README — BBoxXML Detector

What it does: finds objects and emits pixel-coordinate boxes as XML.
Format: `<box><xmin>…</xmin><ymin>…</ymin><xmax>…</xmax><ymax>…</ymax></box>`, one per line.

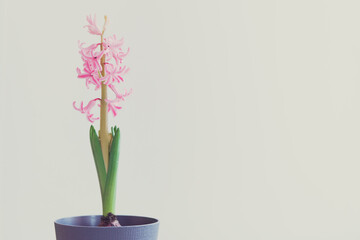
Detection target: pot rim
<box><xmin>55</xmin><ymin>215</ymin><xmax>159</xmax><ymax>228</ymax></box>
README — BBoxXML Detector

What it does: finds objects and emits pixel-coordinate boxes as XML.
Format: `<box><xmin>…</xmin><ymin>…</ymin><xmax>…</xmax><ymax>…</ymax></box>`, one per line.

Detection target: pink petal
<box><xmin>84</xmin><ymin>14</ymin><xmax>102</xmax><ymax>35</ymax></box>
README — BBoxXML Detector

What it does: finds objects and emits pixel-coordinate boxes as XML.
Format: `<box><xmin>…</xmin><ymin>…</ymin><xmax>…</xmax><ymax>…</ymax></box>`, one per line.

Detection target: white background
<box><xmin>1</xmin><ymin>0</ymin><xmax>360</xmax><ymax>239</ymax></box>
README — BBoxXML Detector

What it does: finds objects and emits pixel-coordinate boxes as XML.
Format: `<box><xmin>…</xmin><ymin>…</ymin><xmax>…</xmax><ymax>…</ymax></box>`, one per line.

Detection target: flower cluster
<box><xmin>74</xmin><ymin>15</ymin><xmax>131</xmax><ymax>123</ymax></box>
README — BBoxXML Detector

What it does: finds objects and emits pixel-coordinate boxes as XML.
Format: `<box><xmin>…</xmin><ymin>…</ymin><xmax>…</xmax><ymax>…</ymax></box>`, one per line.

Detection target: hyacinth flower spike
<box><xmin>73</xmin><ymin>14</ymin><xmax>131</xmax><ymax>226</ymax></box>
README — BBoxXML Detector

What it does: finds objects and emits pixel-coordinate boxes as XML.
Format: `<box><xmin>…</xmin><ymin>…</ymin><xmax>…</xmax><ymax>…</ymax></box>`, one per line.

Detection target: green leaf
<box><xmin>103</xmin><ymin>126</ymin><xmax>121</xmax><ymax>215</ymax></box>
<box><xmin>89</xmin><ymin>125</ymin><xmax>107</xmax><ymax>198</ymax></box>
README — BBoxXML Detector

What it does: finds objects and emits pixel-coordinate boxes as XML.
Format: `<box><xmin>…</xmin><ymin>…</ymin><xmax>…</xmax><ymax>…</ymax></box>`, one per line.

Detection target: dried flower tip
<box><xmin>102</xmin><ymin>15</ymin><xmax>108</xmax><ymax>35</ymax></box>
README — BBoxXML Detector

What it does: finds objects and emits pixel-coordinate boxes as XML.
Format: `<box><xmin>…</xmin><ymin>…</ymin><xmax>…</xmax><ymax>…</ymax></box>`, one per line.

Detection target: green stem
<box><xmin>102</xmin><ymin>127</ymin><xmax>121</xmax><ymax>215</ymax></box>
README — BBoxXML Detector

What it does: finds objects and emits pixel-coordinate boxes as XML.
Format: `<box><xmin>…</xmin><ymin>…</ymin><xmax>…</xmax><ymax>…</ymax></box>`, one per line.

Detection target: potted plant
<box><xmin>54</xmin><ymin>14</ymin><xmax>159</xmax><ymax>240</ymax></box>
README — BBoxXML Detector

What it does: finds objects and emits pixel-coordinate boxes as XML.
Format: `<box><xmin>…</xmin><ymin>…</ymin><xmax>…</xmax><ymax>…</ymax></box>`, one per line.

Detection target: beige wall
<box><xmin>1</xmin><ymin>0</ymin><xmax>360</xmax><ymax>239</ymax></box>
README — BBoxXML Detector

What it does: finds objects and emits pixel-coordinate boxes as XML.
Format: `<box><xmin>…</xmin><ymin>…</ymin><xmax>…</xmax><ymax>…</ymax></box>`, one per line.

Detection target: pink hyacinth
<box><xmin>84</xmin><ymin>15</ymin><xmax>102</xmax><ymax>35</ymax></box>
<box><xmin>103</xmin><ymin>35</ymin><xmax>129</xmax><ymax>61</ymax></box>
<box><xmin>103</xmin><ymin>35</ymin><xmax>123</xmax><ymax>53</ymax></box>
<box><xmin>102</xmin><ymin>63</ymin><xmax>129</xmax><ymax>85</ymax></box>
<box><xmin>77</xmin><ymin>61</ymin><xmax>101</xmax><ymax>90</ymax></box>
<box><xmin>105</xmin><ymin>85</ymin><xmax>132</xmax><ymax>117</ymax></box>
<box><xmin>73</xmin><ymin>98</ymin><xmax>101</xmax><ymax>123</ymax></box>
<box><xmin>79</xmin><ymin>42</ymin><xmax>104</xmax><ymax>72</ymax></box>
<box><xmin>74</xmin><ymin>15</ymin><xmax>131</xmax><ymax>123</ymax></box>
<box><xmin>78</xmin><ymin>42</ymin><xmax>100</xmax><ymax>57</ymax></box>
<box><xmin>108</xmin><ymin>84</ymin><xmax>132</xmax><ymax>101</ymax></box>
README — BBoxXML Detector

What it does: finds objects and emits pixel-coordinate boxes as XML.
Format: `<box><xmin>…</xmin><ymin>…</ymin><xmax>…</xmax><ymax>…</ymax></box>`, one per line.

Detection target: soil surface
<box><xmin>99</xmin><ymin>213</ymin><xmax>121</xmax><ymax>227</ymax></box>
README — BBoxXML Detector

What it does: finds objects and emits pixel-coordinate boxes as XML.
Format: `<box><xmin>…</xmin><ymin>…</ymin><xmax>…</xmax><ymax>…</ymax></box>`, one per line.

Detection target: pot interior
<box><xmin>55</xmin><ymin>215</ymin><xmax>158</xmax><ymax>227</ymax></box>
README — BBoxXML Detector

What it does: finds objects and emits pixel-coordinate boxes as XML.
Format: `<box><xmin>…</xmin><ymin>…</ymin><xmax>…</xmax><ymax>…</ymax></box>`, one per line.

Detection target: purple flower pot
<box><xmin>54</xmin><ymin>215</ymin><xmax>159</xmax><ymax>240</ymax></box>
